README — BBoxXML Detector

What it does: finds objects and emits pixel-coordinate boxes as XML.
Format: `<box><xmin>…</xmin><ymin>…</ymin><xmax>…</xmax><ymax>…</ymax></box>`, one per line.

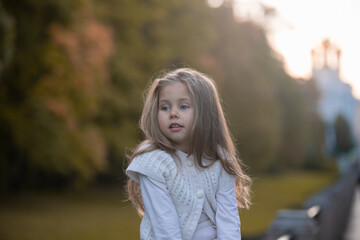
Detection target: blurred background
<box><xmin>0</xmin><ymin>0</ymin><xmax>359</xmax><ymax>239</ymax></box>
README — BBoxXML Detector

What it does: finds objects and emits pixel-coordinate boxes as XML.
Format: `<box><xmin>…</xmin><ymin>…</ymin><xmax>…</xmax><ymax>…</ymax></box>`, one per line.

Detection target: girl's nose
<box><xmin>170</xmin><ymin>109</ymin><xmax>179</xmax><ymax>119</ymax></box>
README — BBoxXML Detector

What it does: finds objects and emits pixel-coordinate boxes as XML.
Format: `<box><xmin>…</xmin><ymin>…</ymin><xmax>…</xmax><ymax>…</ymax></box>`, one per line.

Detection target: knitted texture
<box><xmin>126</xmin><ymin>149</ymin><xmax>236</xmax><ymax>240</ymax></box>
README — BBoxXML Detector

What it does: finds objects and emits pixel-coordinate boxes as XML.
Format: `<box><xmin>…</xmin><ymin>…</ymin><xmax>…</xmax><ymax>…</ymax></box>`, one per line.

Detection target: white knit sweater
<box><xmin>126</xmin><ymin>149</ymin><xmax>236</xmax><ymax>240</ymax></box>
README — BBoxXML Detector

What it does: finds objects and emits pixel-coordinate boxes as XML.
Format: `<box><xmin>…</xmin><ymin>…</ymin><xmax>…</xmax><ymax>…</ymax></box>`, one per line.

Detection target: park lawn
<box><xmin>0</xmin><ymin>188</ymin><xmax>141</xmax><ymax>240</ymax></box>
<box><xmin>0</xmin><ymin>170</ymin><xmax>337</xmax><ymax>240</ymax></box>
<box><xmin>240</xmin><ymin>170</ymin><xmax>338</xmax><ymax>237</ymax></box>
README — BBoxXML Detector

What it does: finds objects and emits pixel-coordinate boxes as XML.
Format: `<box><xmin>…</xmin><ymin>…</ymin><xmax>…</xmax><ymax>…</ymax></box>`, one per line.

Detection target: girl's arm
<box><xmin>216</xmin><ymin>181</ymin><xmax>241</xmax><ymax>239</ymax></box>
<box><xmin>139</xmin><ymin>174</ymin><xmax>182</xmax><ymax>240</ymax></box>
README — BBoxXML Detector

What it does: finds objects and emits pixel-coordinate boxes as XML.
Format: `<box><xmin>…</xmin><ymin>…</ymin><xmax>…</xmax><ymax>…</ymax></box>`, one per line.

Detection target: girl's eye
<box><xmin>180</xmin><ymin>105</ymin><xmax>190</xmax><ymax>110</ymax></box>
<box><xmin>160</xmin><ymin>106</ymin><xmax>170</xmax><ymax>111</ymax></box>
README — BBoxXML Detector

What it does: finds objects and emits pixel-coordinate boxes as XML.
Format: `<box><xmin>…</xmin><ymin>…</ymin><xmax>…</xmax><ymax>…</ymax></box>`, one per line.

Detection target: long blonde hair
<box><xmin>127</xmin><ymin>68</ymin><xmax>251</xmax><ymax>215</ymax></box>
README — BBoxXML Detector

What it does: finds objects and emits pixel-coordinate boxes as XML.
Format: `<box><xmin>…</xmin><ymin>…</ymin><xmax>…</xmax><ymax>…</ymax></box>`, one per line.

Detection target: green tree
<box><xmin>334</xmin><ymin>114</ymin><xmax>354</xmax><ymax>155</ymax></box>
<box><xmin>0</xmin><ymin>0</ymin><xmax>113</xmax><ymax>190</ymax></box>
<box><xmin>299</xmin><ymin>78</ymin><xmax>327</xmax><ymax>169</ymax></box>
<box><xmin>0</xmin><ymin>0</ymin><xmax>331</xmax><ymax>191</ymax></box>
<box><xmin>0</xmin><ymin>0</ymin><xmax>215</xmax><ymax>191</ymax></box>
<box><xmin>0</xmin><ymin>1</ymin><xmax>14</xmax><ymax>73</ymax></box>
<box><xmin>93</xmin><ymin>0</ymin><xmax>214</xmax><ymax>181</ymax></box>
<box><xmin>202</xmin><ymin>5</ymin><xmax>325</xmax><ymax>172</ymax></box>
<box><xmin>203</xmin><ymin>6</ymin><xmax>282</xmax><ymax>171</ymax></box>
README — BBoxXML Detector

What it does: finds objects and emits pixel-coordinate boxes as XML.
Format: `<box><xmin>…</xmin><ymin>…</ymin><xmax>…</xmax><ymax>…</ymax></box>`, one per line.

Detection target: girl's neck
<box><xmin>174</xmin><ymin>144</ymin><xmax>189</xmax><ymax>154</ymax></box>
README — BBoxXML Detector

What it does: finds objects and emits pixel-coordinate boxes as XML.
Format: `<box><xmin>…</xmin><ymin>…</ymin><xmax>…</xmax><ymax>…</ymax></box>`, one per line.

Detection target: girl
<box><xmin>126</xmin><ymin>68</ymin><xmax>251</xmax><ymax>240</ymax></box>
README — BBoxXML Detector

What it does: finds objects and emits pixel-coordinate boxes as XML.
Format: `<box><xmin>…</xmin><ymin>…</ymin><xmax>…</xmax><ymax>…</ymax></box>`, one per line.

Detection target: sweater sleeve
<box><xmin>216</xmin><ymin>182</ymin><xmax>241</xmax><ymax>239</ymax></box>
<box><xmin>218</xmin><ymin>164</ymin><xmax>237</xmax><ymax>192</ymax></box>
<box><xmin>126</xmin><ymin>150</ymin><xmax>176</xmax><ymax>183</ymax></box>
<box><xmin>139</xmin><ymin>174</ymin><xmax>182</xmax><ymax>240</ymax></box>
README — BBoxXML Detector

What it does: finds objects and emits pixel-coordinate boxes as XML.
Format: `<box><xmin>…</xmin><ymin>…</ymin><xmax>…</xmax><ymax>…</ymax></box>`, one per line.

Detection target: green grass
<box><xmin>0</xmin><ymin>170</ymin><xmax>337</xmax><ymax>240</ymax></box>
<box><xmin>240</xmin><ymin>170</ymin><xmax>338</xmax><ymax>237</ymax></box>
<box><xmin>0</xmin><ymin>189</ymin><xmax>141</xmax><ymax>240</ymax></box>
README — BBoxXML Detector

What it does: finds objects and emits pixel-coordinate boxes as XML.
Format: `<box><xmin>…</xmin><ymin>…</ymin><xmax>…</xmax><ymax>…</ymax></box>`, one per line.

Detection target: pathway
<box><xmin>344</xmin><ymin>185</ymin><xmax>360</xmax><ymax>240</ymax></box>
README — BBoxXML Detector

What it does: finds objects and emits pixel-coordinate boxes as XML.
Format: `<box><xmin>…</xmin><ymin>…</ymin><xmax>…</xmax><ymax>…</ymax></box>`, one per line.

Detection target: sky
<box><xmin>209</xmin><ymin>0</ymin><xmax>360</xmax><ymax>99</ymax></box>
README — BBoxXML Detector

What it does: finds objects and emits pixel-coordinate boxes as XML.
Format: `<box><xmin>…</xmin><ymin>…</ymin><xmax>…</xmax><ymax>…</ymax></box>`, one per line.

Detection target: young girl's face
<box><xmin>158</xmin><ymin>82</ymin><xmax>194</xmax><ymax>153</ymax></box>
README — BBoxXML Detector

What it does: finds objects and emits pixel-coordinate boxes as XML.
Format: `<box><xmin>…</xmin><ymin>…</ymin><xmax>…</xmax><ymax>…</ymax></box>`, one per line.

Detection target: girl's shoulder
<box><xmin>135</xmin><ymin>148</ymin><xmax>173</xmax><ymax>164</ymax></box>
<box><xmin>126</xmin><ymin>143</ymin><xmax>177</xmax><ymax>183</ymax></box>
<box><xmin>133</xmin><ymin>143</ymin><xmax>174</xmax><ymax>161</ymax></box>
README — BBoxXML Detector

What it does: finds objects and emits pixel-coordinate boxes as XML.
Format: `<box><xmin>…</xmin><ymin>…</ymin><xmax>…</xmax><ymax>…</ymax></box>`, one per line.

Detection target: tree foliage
<box><xmin>0</xmin><ymin>0</ymin><xmax>327</xmax><ymax>191</ymax></box>
<box><xmin>203</xmin><ymin>6</ymin><xmax>324</xmax><ymax>172</ymax></box>
<box><xmin>0</xmin><ymin>0</ymin><xmax>213</xmax><ymax>190</ymax></box>
<box><xmin>92</xmin><ymin>0</ymin><xmax>214</xmax><ymax>181</ymax></box>
<box><xmin>334</xmin><ymin>114</ymin><xmax>354</xmax><ymax>155</ymax></box>
<box><xmin>0</xmin><ymin>0</ymin><xmax>115</xmax><ymax>189</ymax></box>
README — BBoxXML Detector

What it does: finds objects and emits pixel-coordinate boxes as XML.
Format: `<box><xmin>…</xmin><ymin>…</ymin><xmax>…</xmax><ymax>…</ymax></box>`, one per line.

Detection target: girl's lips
<box><xmin>170</xmin><ymin>127</ymin><xmax>182</xmax><ymax>131</ymax></box>
<box><xmin>169</xmin><ymin>123</ymin><xmax>183</xmax><ymax>131</ymax></box>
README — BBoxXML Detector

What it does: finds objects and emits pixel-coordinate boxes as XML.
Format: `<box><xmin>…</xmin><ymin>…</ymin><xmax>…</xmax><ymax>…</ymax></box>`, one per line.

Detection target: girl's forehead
<box><xmin>158</xmin><ymin>82</ymin><xmax>192</xmax><ymax>99</ymax></box>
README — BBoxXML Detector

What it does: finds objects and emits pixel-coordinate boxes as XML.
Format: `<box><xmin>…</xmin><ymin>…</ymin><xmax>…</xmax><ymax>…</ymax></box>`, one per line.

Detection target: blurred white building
<box><xmin>311</xmin><ymin>39</ymin><xmax>360</xmax><ymax>160</ymax></box>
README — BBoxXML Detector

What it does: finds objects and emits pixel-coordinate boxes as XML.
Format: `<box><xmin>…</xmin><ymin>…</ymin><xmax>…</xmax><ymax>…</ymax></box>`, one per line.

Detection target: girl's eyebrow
<box><xmin>159</xmin><ymin>98</ymin><xmax>191</xmax><ymax>103</ymax></box>
<box><xmin>178</xmin><ymin>97</ymin><xmax>191</xmax><ymax>102</ymax></box>
<box><xmin>159</xmin><ymin>99</ymin><xmax>169</xmax><ymax>104</ymax></box>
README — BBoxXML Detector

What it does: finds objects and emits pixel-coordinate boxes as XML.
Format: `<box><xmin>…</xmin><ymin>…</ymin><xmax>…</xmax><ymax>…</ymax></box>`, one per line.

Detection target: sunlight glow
<box><xmin>207</xmin><ymin>0</ymin><xmax>224</xmax><ymax>8</ymax></box>
<box><xmin>233</xmin><ymin>0</ymin><xmax>263</xmax><ymax>22</ymax></box>
<box><xmin>235</xmin><ymin>0</ymin><xmax>360</xmax><ymax>99</ymax></box>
